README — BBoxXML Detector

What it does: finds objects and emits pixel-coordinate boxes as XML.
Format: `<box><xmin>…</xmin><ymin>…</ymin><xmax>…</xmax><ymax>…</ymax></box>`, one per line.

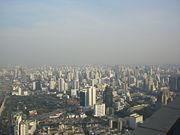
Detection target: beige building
<box><xmin>94</xmin><ymin>103</ymin><xmax>105</xmax><ymax>117</ymax></box>
<box><xmin>129</xmin><ymin>113</ymin><xmax>143</xmax><ymax>129</ymax></box>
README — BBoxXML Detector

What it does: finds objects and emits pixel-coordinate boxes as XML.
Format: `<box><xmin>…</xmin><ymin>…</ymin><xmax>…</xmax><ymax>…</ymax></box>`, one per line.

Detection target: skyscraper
<box><xmin>80</xmin><ymin>89</ymin><xmax>87</xmax><ymax>107</ymax></box>
<box><xmin>59</xmin><ymin>78</ymin><xmax>65</xmax><ymax>92</ymax></box>
<box><xmin>103</xmin><ymin>86</ymin><xmax>113</xmax><ymax>107</ymax></box>
<box><xmin>87</xmin><ymin>86</ymin><xmax>96</xmax><ymax>106</ymax></box>
<box><xmin>80</xmin><ymin>86</ymin><xmax>96</xmax><ymax>107</ymax></box>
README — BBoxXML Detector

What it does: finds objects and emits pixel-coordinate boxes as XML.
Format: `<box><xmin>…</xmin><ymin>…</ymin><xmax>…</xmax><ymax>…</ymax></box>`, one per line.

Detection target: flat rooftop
<box><xmin>131</xmin><ymin>96</ymin><xmax>180</xmax><ymax>135</ymax></box>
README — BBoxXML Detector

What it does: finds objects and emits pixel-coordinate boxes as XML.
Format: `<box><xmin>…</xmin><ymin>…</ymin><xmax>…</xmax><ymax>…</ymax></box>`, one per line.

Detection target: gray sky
<box><xmin>0</xmin><ymin>0</ymin><xmax>180</xmax><ymax>65</ymax></box>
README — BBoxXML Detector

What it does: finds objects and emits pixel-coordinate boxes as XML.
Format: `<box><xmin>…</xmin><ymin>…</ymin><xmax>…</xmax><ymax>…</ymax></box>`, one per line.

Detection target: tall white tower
<box><xmin>87</xmin><ymin>86</ymin><xmax>96</xmax><ymax>106</ymax></box>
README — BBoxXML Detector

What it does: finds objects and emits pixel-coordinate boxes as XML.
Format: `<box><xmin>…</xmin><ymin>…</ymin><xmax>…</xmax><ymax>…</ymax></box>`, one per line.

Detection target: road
<box><xmin>0</xmin><ymin>94</ymin><xmax>9</xmax><ymax>134</ymax></box>
<box><xmin>0</xmin><ymin>95</ymin><xmax>8</xmax><ymax>117</ymax></box>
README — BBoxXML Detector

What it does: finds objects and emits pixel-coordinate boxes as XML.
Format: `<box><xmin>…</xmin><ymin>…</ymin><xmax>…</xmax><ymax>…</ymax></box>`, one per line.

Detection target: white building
<box><xmin>94</xmin><ymin>104</ymin><xmax>105</xmax><ymax>117</ymax></box>
<box><xmin>129</xmin><ymin>113</ymin><xmax>143</xmax><ymax>129</ymax></box>
<box><xmin>14</xmin><ymin>112</ymin><xmax>37</xmax><ymax>135</ymax></box>
<box><xmin>50</xmin><ymin>79</ymin><xmax>56</xmax><ymax>90</ymax></box>
<box><xmin>12</xmin><ymin>87</ymin><xmax>22</xmax><ymax>96</ymax></box>
<box><xmin>71</xmin><ymin>89</ymin><xmax>77</xmax><ymax>97</ymax></box>
<box><xmin>87</xmin><ymin>86</ymin><xmax>96</xmax><ymax>106</ymax></box>
<box><xmin>32</xmin><ymin>81</ymin><xmax>36</xmax><ymax>91</ymax></box>
<box><xmin>20</xmin><ymin>121</ymin><xmax>28</xmax><ymax>135</ymax></box>
<box><xmin>14</xmin><ymin>113</ymin><xmax>23</xmax><ymax>135</ymax></box>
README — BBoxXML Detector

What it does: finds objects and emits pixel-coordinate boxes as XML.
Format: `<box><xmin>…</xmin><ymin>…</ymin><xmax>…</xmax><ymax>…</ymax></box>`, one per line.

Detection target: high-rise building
<box><xmin>87</xmin><ymin>86</ymin><xmax>96</xmax><ymax>106</ymax></box>
<box><xmin>49</xmin><ymin>79</ymin><xmax>56</xmax><ymax>90</ymax></box>
<box><xmin>74</xmin><ymin>71</ymin><xmax>79</xmax><ymax>80</ymax></box>
<box><xmin>117</xmin><ymin>118</ymin><xmax>123</xmax><ymax>132</ymax></box>
<box><xmin>161</xmin><ymin>87</ymin><xmax>170</xmax><ymax>105</ymax></box>
<box><xmin>59</xmin><ymin>78</ymin><xmax>65</xmax><ymax>92</ymax></box>
<box><xmin>59</xmin><ymin>70</ymin><xmax>62</xmax><ymax>78</ymax></box>
<box><xmin>95</xmin><ymin>71</ymin><xmax>100</xmax><ymax>79</ymax></box>
<box><xmin>58</xmin><ymin>78</ymin><xmax>61</xmax><ymax>92</ymax></box>
<box><xmin>85</xmin><ymin>70</ymin><xmax>90</xmax><ymax>80</ymax></box>
<box><xmin>150</xmin><ymin>66</ymin><xmax>153</xmax><ymax>76</ymax></box>
<box><xmin>103</xmin><ymin>86</ymin><xmax>113</xmax><ymax>107</ymax></box>
<box><xmin>32</xmin><ymin>80</ymin><xmax>41</xmax><ymax>91</ymax></box>
<box><xmin>80</xmin><ymin>87</ymin><xmax>96</xmax><ymax>107</ymax></box>
<box><xmin>80</xmin><ymin>89</ymin><xmax>87</xmax><ymax>107</ymax></box>
<box><xmin>73</xmin><ymin>80</ymin><xmax>79</xmax><ymax>89</ymax></box>
<box><xmin>148</xmin><ymin>76</ymin><xmax>155</xmax><ymax>91</ymax></box>
<box><xmin>94</xmin><ymin>104</ymin><xmax>105</xmax><ymax>117</ymax></box>
<box><xmin>14</xmin><ymin>112</ymin><xmax>23</xmax><ymax>135</ymax></box>
<box><xmin>18</xmin><ymin>87</ymin><xmax>22</xmax><ymax>96</ymax></box>
<box><xmin>19</xmin><ymin>121</ymin><xmax>28</xmax><ymax>135</ymax></box>
<box><xmin>64</xmin><ymin>82</ymin><xmax>68</xmax><ymax>93</ymax></box>
<box><xmin>13</xmin><ymin>112</ymin><xmax>36</xmax><ymax>135</ymax></box>
<box><xmin>32</xmin><ymin>82</ymin><xmax>36</xmax><ymax>91</ymax></box>
<box><xmin>67</xmin><ymin>72</ymin><xmax>73</xmax><ymax>82</ymax></box>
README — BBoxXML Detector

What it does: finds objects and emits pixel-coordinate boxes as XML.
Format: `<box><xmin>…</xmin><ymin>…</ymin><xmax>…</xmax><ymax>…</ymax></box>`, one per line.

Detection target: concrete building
<box><xmin>94</xmin><ymin>104</ymin><xmax>105</xmax><ymax>117</ymax></box>
<box><xmin>13</xmin><ymin>112</ymin><xmax>36</xmax><ymax>135</ymax></box>
<box><xmin>14</xmin><ymin>112</ymin><xmax>23</xmax><ymax>135</ymax></box>
<box><xmin>80</xmin><ymin>89</ymin><xmax>87</xmax><ymax>107</ymax></box>
<box><xmin>73</xmin><ymin>80</ymin><xmax>79</xmax><ymax>89</ymax></box>
<box><xmin>19</xmin><ymin>121</ymin><xmax>28</xmax><ymax>135</ymax></box>
<box><xmin>129</xmin><ymin>113</ymin><xmax>143</xmax><ymax>129</ymax></box>
<box><xmin>109</xmin><ymin>118</ymin><xmax>123</xmax><ymax>132</ymax></box>
<box><xmin>80</xmin><ymin>86</ymin><xmax>96</xmax><ymax>107</ymax></box>
<box><xmin>28</xmin><ymin>120</ymin><xmax>37</xmax><ymax>135</ymax></box>
<box><xmin>59</xmin><ymin>78</ymin><xmax>65</xmax><ymax>92</ymax></box>
<box><xmin>32</xmin><ymin>80</ymin><xmax>41</xmax><ymax>91</ymax></box>
<box><xmin>70</xmin><ymin>89</ymin><xmax>77</xmax><ymax>97</ymax></box>
<box><xmin>50</xmin><ymin>79</ymin><xmax>56</xmax><ymax>90</ymax></box>
<box><xmin>131</xmin><ymin>96</ymin><xmax>180</xmax><ymax>135</ymax></box>
<box><xmin>58</xmin><ymin>78</ymin><xmax>61</xmax><ymax>92</ymax></box>
<box><xmin>103</xmin><ymin>86</ymin><xmax>113</xmax><ymax>107</ymax></box>
<box><xmin>87</xmin><ymin>86</ymin><xmax>96</xmax><ymax>106</ymax></box>
<box><xmin>161</xmin><ymin>87</ymin><xmax>170</xmax><ymax>105</ymax></box>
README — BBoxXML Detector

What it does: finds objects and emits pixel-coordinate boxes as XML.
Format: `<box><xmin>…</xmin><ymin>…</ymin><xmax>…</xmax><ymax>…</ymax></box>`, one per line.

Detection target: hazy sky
<box><xmin>0</xmin><ymin>0</ymin><xmax>180</xmax><ymax>65</ymax></box>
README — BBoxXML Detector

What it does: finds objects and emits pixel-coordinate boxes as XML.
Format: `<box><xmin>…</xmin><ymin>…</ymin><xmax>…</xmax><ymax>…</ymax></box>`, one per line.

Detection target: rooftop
<box><xmin>131</xmin><ymin>96</ymin><xmax>180</xmax><ymax>135</ymax></box>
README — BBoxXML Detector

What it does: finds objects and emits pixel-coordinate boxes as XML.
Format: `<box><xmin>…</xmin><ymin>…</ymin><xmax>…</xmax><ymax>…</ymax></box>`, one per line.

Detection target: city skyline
<box><xmin>0</xmin><ymin>0</ymin><xmax>180</xmax><ymax>65</ymax></box>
